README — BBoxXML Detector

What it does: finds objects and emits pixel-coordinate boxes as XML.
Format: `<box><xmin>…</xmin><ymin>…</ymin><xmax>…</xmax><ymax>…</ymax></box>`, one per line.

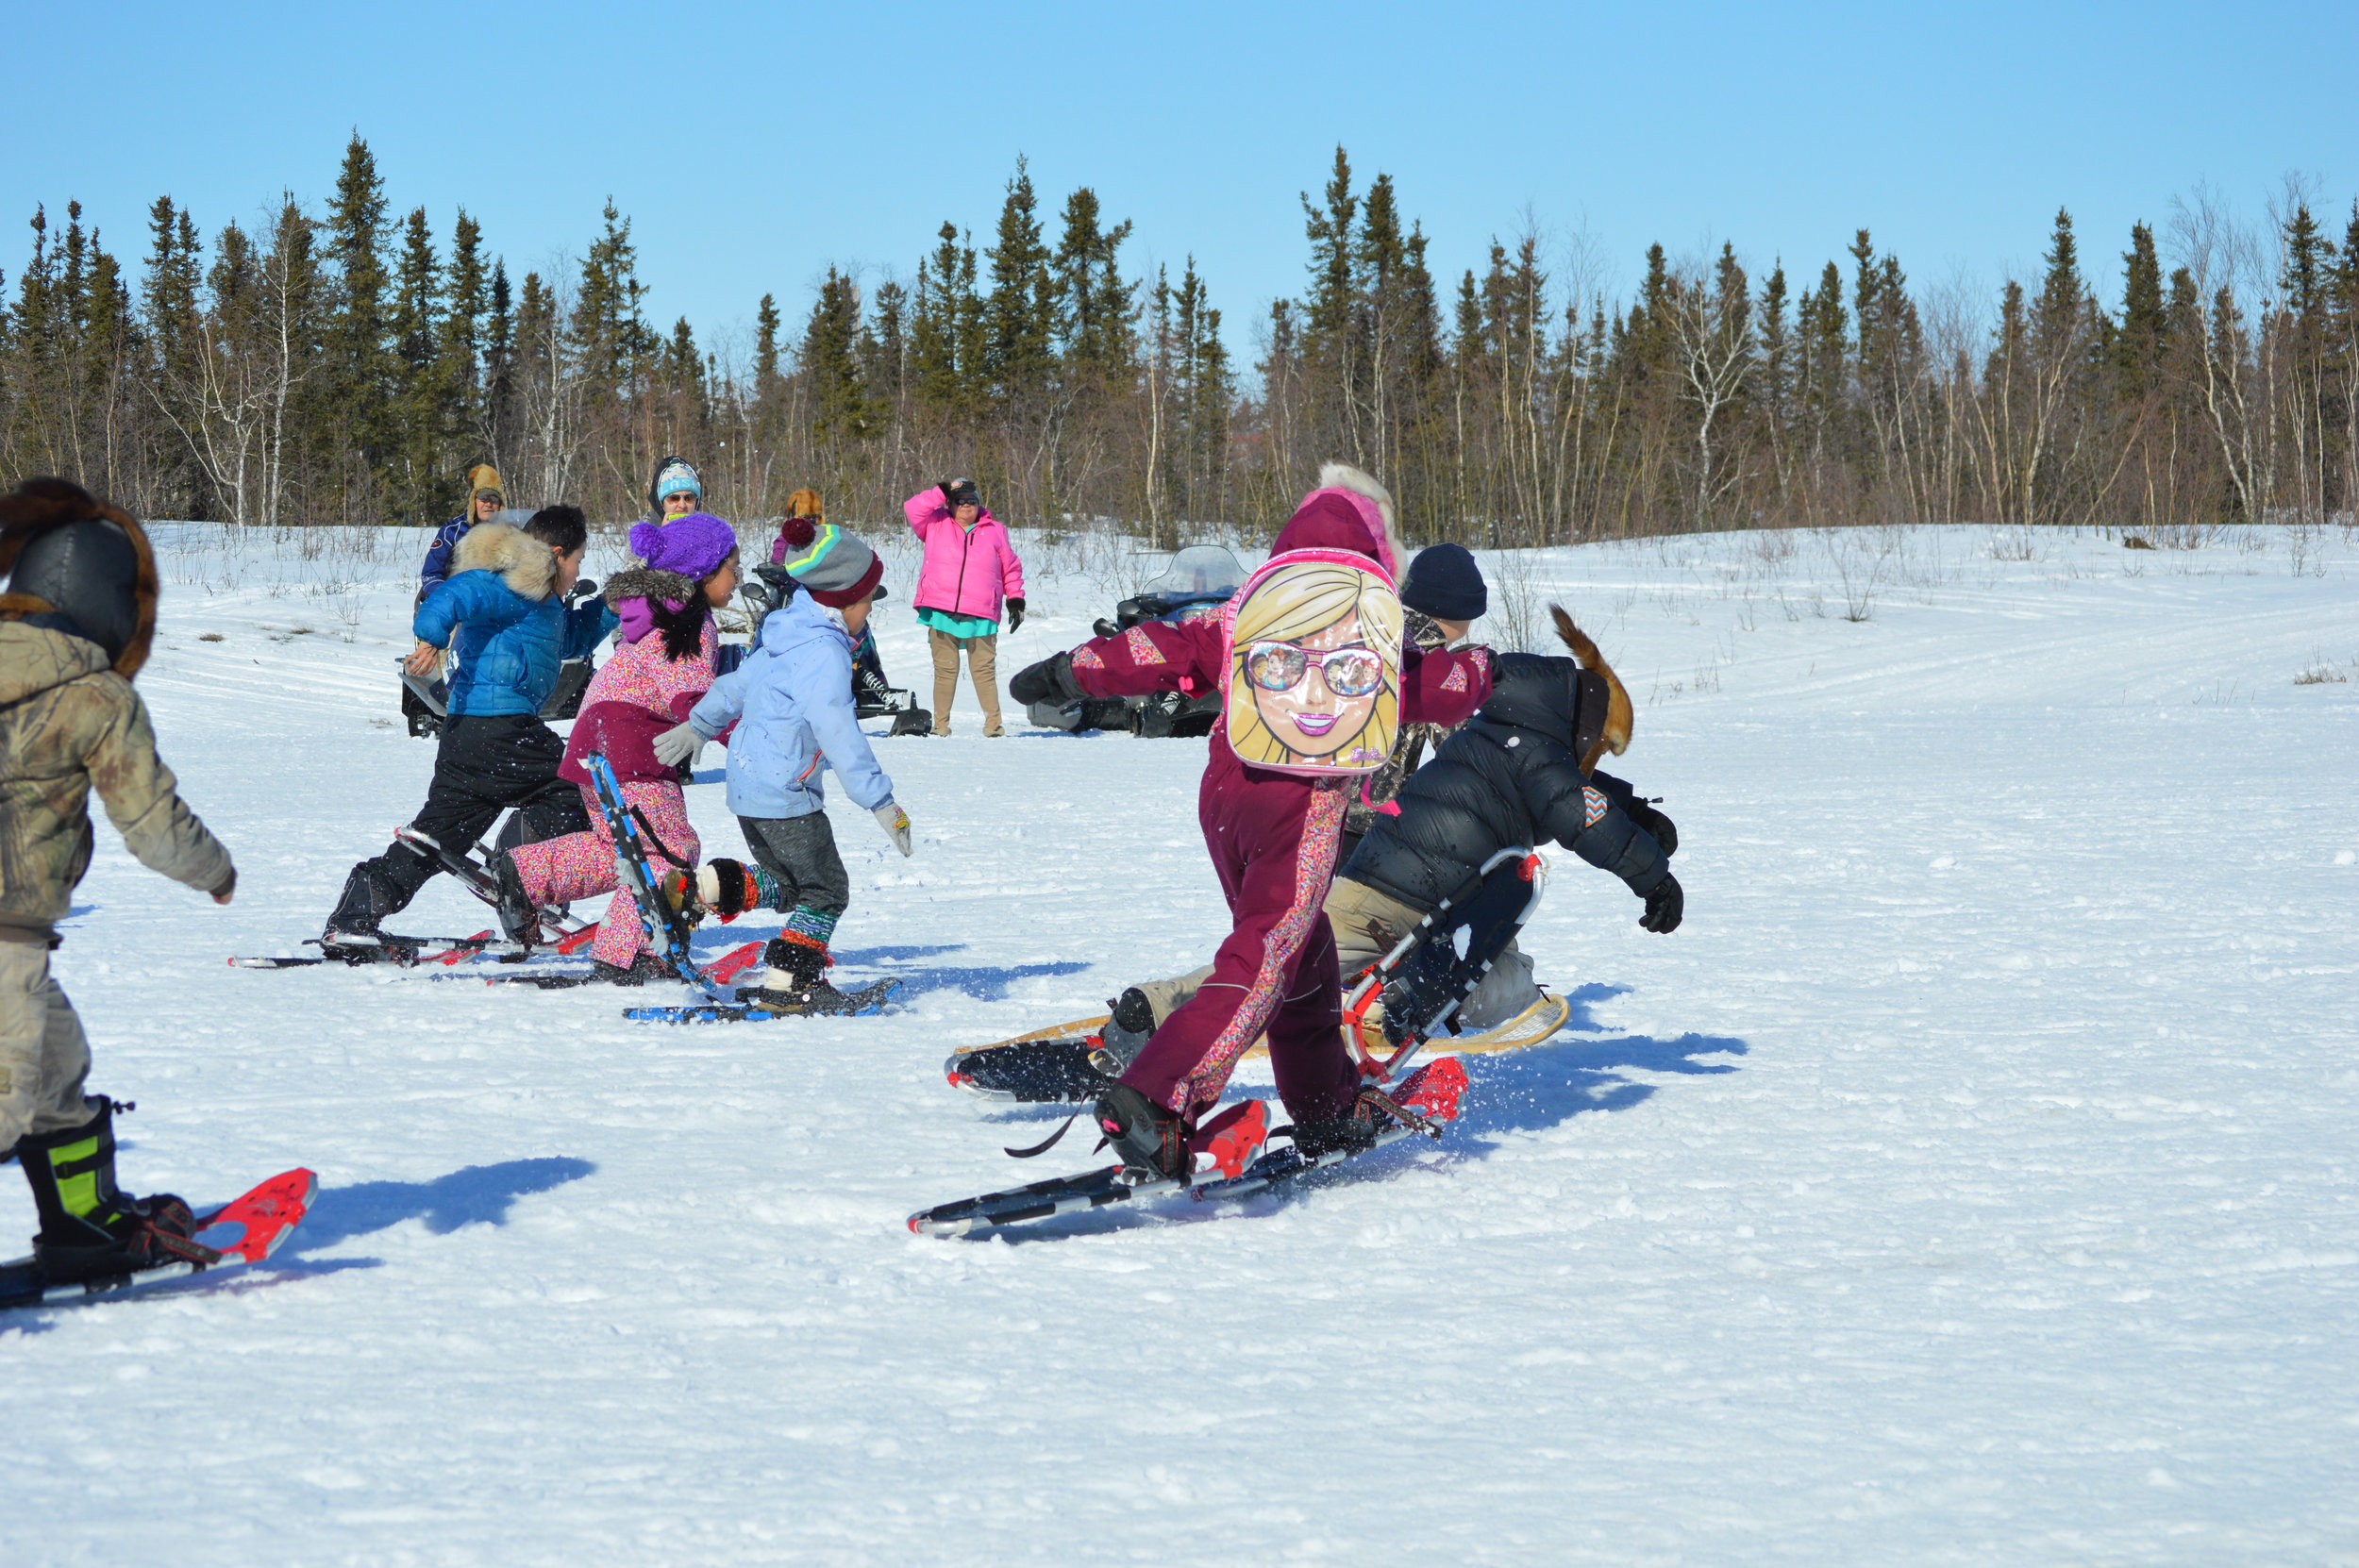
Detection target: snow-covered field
<box><xmin>6</xmin><ymin>517</ymin><xmax>2355</xmax><ymax>1566</ymax></box>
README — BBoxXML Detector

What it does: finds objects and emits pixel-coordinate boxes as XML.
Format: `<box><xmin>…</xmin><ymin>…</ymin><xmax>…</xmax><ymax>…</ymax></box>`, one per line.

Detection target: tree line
<box><xmin>4</xmin><ymin>136</ymin><xmax>2353</xmax><ymax>547</ymax></box>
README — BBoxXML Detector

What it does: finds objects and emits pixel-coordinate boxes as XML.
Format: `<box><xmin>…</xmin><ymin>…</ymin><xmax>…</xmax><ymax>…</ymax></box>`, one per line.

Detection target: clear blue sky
<box><xmin>8</xmin><ymin>0</ymin><xmax>2352</xmax><ymax>359</ymax></box>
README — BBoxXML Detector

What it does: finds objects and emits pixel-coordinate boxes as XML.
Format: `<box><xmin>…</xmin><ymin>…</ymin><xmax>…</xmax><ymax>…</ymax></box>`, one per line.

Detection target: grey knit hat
<box><xmin>775</xmin><ymin>516</ymin><xmax>884</xmax><ymax>609</ymax></box>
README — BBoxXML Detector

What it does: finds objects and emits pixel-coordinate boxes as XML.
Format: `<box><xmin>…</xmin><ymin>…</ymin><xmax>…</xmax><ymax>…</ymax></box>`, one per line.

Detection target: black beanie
<box><xmin>1400</xmin><ymin>542</ymin><xmax>1486</xmax><ymax>621</ymax></box>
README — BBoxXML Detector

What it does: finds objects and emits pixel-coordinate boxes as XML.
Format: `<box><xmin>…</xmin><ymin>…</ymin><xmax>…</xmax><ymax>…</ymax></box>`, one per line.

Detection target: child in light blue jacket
<box><xmin>673</xmin><ymin>518</ymin><xmax>912</xmax><ymax>1013</ymax></box>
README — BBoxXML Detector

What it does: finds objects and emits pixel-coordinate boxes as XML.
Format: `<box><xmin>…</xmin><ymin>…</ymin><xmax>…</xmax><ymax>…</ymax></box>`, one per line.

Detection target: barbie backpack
<box><xmin>1219</xmin><ymin>547</ymin><xmax>1402</xmax><ymax>778</ymax></box>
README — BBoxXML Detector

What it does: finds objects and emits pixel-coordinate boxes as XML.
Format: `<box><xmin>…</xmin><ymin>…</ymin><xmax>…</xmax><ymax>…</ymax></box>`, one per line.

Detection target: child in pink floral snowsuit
<box><xmin>495</xmin><ymin>514</ymin><xmax>739</xmax><ymax>983</ymax></box>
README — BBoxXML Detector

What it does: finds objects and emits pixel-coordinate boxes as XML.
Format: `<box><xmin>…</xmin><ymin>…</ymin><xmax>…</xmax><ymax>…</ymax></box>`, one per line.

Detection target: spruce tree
<box><xmin>387</xmin><ymin>206</ymin><xmax>446</xmax><ymax>521</ymax></box>
<box><xmin>324</xmin><ymin>133</ymin><xmax>393</xmax><ymax>517</ymax></box>
<box><xmin>2116</xmin><ymin>222</ymin><xmax>2167</xmax><ymax>395</ymax></box>
<box><xmin>1052</xmin><ymin>185</ymin><xmax>1135</xmax><ymax>389</ymax></box>
<box><xmin>803</xmin><ymin>266</ymin><xmax>874</xmax><ymax>442</ymax></box>
<box><xmin>442</xmin><ymin>209</ymin><xmax>486</xmax><ymax>442</ymax></box>
<box><xmin>983</xmin><ymin>158</ymin><xmax>1054</xmax><ymax>403</ymax></box>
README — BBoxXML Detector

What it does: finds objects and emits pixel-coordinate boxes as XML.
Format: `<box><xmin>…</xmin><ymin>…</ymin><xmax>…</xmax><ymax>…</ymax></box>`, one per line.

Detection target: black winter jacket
<box><xmin>1339</xmin><ymin>651</ymin><xmax>1669</xmax><ymax>911</ymax></box>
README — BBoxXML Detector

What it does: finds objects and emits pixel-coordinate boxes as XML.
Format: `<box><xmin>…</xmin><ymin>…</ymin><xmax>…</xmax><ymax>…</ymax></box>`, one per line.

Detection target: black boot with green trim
<box><xmin>16</xmin><ymin>1098</ymin><xmax>209</xmax><ymax>1284</ymax></box>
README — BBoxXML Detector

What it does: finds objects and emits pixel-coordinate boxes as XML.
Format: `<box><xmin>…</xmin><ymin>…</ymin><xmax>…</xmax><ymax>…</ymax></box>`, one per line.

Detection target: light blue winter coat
<box><xmin>689</xmin><ymin>592</ymin><xmax>894</xmax><ymax>820</ymax></box>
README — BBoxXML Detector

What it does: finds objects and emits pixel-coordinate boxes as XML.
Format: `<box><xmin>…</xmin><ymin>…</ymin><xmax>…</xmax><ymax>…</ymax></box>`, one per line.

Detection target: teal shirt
<box><xmin>917</xmin><ymin>606</ymin><xmax>999</xmax><ymax>639</ymax></box>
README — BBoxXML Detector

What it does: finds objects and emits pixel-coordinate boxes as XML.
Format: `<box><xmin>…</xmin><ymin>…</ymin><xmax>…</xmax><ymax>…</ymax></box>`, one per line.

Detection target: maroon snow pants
<box><xmin>1119</xmin><ymin>757</ymin><xmax>1362</xmax><ymax>1126</ymax></box>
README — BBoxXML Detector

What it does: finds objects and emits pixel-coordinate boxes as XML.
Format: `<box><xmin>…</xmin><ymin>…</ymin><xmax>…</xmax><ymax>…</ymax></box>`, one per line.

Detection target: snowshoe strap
<box><xmin>1005</xmin><ymin>1114</ymin><xmax>1081</xmax><ymax>1159</ymax></box>
<box><xmin>628</xmin><ymin>807</ymin><xmax>692</xmax><ymax>870</ymax></box>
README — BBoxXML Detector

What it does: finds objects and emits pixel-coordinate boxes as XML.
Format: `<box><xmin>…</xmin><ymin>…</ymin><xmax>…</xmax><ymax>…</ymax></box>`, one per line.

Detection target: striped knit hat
<box><xmin>775</xmin><ymin>516</ymin><xmax>883</xmax><ymax>609</ymax></box>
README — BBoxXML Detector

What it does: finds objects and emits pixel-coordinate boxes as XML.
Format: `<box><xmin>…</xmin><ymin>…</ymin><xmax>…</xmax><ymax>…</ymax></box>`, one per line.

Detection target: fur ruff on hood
<box><xmin>602</xmin><ymin>565</ymin><xmax>698</xmax><ymax>609</ymax></box>
<box><xmin>0</xmin><ymin>477</ymin><xmax>160</xmax><ymax>678</ymax></box>
<box><xmin>1313</xmin><ymin>461</ymin><xmax>1408</xmax><ymax>579</ymax></box>
<box><xmin>1550</xmin><ymin>604</ymin><xmax>1632</xmax><ymax>774</ymax></box>
<box><xmin>452</xmin><ymin>521</ymin><xmax>556</xmax><ymax>600</ymax></box>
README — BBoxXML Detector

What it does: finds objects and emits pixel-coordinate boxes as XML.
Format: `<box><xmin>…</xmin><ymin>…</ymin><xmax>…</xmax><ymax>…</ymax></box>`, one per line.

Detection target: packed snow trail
<box><xmin>3</xmin><ymin>523</ymin><xmax>2353</xmax><ymax>1565</ymax></box>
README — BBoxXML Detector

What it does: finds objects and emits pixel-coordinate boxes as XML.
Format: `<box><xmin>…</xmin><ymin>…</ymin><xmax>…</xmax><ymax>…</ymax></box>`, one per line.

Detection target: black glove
<box><xmin>1627</xmin><ymin>798</ymin><xmax>1679</xmax><ymax>857</ymax></box>
<box><xmin>1638</xmin><ymin>874</ymin><xmax>1683</xmax><ymax>934</ymax></box>
<box><xmin>1005</xmin><ymin>597</ymin><xmax>1026</xmax><ymax>635</ymax></box>
<box><xmin>1010</xmin><ymin>651</ymin><xmax>1081</xmax><ymax>707</ymax></box>
<box><xmin>568</xmin><ymin>578</ymin><xmax>599</xmax><ymax>605</ymax></box>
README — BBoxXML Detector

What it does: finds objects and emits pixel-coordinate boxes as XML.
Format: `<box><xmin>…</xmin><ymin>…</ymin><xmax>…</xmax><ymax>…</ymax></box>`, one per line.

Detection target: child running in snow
<box><xmin>1009</xmin><ymin>464</ymin><xmax>1493</xmax><ymax>1175</ymax></box>
<box><xmin>0</xmin><ymin>479</ymin><xmax>237</xmax><ymax>1285</ymax></box>
<box><xmin>905</xmin><ymin>478</ymin><xmax>1025</xmax><ymax>736</ymax></box>
<box><xmin>326</xmin><ymin>507</ymin><xmax>616</xmax><ymax>946</ymax></box>
<box><xmin>671</xmin><ymin>517</ymin><xmax>914</xmax><ymax>1014</ymax></box>
<box><xmin>492</xmin><ymin>513</ymin><xmax>739</xmax><ymax>984</ymax></box>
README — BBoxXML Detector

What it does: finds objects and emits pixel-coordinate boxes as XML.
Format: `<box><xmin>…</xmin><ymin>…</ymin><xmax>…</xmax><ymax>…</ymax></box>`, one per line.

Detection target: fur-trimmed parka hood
<box><xmin>1471</xmin><ymin>609</ymin><xmax>1633</xmax><ymax>775</ymax></box>
<box><xmin>0</xmin><ymin>477</ymin><xmax>160</xmax><ymax>678</ymax></box>
<box><xmin>1271</xmin><ymin>461</ymin><xmax>1409</xmax><ymax>579</ymax></box>
<box><xmin>1551</xmin><ymin>606</ymin><xmax>1631</xmax><ymax>773</ymax></box>
<box><xmin>451</xmin><ymin>521</ymin><xmax>556</xmax><ymax>601</ymax></box>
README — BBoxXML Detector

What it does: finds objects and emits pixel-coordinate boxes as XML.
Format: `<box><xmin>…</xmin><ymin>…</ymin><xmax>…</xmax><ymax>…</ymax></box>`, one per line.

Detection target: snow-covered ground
<box><xmin>6</xmin><ymin>518</ymin><xmax>2355</xmax><ymax>1566</ymax></box>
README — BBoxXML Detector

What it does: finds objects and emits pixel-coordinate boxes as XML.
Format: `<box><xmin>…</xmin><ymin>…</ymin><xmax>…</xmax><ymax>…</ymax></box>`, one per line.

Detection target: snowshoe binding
<box><xmin>14</xmin><ymin>1100</ymin><xmax>213</xmax><ymax>1285</ymax></box>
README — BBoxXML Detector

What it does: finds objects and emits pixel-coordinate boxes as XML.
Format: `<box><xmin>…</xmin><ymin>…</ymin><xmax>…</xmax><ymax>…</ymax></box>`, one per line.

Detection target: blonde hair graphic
<box><xmin>1225</xmin><ymin>557</ymin><xmax>1403</xmax><ymax>774</ymax></box>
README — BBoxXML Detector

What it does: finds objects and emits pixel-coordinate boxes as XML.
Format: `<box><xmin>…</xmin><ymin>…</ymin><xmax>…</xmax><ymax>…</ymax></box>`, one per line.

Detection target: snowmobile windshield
<box><xmin>1139</xmin><ymin>546</ymin><xmax>1246</xmax><ymax>607</ymax></box>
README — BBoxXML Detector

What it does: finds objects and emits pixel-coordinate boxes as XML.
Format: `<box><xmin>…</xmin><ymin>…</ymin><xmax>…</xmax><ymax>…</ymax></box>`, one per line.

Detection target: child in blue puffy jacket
<box><xmin>325</xmin><ymin>507</ymin><xmax>616</xmax><ymax>943</ymax></box>
<box><xmin>670</xmin><ymin>517</ymin><xmax>911</xmax><ymax>1013</ymax></box>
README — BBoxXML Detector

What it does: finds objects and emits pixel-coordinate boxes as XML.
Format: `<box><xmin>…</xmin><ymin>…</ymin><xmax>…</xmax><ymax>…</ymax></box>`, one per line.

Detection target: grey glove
<box><xmin>653</xmin><ymin>722</ymin><xmax>705</xmax><ymax>769</ymax></box>
<box><xmin>874</xmin><ymin>800</ymin><xmax>913</xmax><ymax>857</ymax></box>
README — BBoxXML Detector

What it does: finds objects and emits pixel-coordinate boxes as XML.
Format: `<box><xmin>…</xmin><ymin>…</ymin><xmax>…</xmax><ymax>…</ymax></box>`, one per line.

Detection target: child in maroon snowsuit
<box><xmin>1012</xmin><ymin>470</ymin><xmax>1491</xmax><ymax>1165</ymax></box>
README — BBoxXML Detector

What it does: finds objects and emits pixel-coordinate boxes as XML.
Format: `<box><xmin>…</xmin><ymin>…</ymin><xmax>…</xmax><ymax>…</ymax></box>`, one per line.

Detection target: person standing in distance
<box><xmin>905</xmin><ymin>477</ymin><xmax>1025</xmax><ymax>737</ymax></box>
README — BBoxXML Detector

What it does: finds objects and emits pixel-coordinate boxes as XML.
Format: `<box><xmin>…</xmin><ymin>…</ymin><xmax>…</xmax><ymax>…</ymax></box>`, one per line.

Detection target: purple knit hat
<box><xmin>627</xmin><ymin>513</ymin><xmax>738</xmax><ymax>580</ymax></box>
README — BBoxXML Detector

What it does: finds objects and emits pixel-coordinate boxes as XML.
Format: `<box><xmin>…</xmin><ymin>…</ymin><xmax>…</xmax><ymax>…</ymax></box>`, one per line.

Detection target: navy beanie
<box><xmin>1400</xmin><ymin>542</ymin><xmax>1487</xmax><ymax>621</ymax></box>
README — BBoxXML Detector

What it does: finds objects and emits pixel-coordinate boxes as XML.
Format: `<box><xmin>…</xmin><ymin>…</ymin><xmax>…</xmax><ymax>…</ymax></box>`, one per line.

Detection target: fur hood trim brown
<box><xmin>602</xmin><ymin>565</ymin><xmax>697</xmax><ymax>608</ymax></box>
<box><xmin>452</xmin><ymin>521</ymin><xmax>555</xmax><ymax>601</ymax></box>
<box><xmin>1550</xmin><ymin>605</ymin><xmax>1632</xmax><ymax>773</ymax></box>
<box><xmin>0</xmin><ymin>477</ymin><xmax>160</xmax><ymax>678</ymax></box>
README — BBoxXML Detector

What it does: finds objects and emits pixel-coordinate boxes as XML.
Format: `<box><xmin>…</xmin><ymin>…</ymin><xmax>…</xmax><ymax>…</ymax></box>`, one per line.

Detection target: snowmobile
<box><xmin>400</xmin><ymin>509</ymin><xmax>596</xmax><ymax>738</ymax></box>
<box><xmin>718</xmin><ymin>562</ymin><xmax>931</xmax><ymax>736</ymax></box>
<box><xmin>1025</xmin><ymin>544</ymin><xmax>1246</xmax><ymax>738</ymax></box>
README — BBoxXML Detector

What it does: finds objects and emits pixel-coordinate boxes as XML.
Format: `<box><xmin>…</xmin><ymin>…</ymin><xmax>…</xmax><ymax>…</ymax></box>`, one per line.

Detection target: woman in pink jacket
<box><xmin>905</xmin><ymin>478</ymin><xmax>1025</xmax><ymax>736</ymax></box>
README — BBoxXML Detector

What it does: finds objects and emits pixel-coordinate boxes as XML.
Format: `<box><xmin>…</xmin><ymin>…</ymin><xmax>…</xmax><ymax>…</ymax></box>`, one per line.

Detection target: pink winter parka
<box><xmin>905</xmin><ymin>485</ymin><xmax>1026</xmax><ymax>625</ymax></box>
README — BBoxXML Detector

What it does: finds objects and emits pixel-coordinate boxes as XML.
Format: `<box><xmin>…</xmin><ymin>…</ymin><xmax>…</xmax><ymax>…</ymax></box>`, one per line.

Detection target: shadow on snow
<box><xmin>0</xmin><ymin>1158</ymin><xmax>594</xmax><ymax>1327</ymax></box>
<box><xmin>275</xmin><ymin>1155</ymin><xmax>597</xmax><ymax>1262</ymax></box>
<box><xmin>953</xmin><ymin>1007</ymin><xmax>1748</xmax><ymax>1244</ymax></box>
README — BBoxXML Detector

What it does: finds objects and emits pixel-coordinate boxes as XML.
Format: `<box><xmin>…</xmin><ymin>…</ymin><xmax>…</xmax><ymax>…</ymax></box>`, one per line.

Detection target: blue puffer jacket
<box><xmin>414</xmin><ymin>524</ymin><xmax>616</xmax><ymax>718</ymax></box>
<box><xmin>688</xmin><ymin>592</ymin><xmax>894</xmax><ymax>820</ymax></box>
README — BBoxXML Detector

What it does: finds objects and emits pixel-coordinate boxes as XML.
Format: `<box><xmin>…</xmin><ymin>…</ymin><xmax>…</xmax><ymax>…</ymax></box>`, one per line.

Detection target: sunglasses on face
<box><xmin>1243</xmin><ymin>641</ymin><xmax>1385</xmax><ymax>698</ymax></box>
<box><xmin>476</xmin><ymin>493</ymin><xmax>503</xmax><ymax>507</ymax></box>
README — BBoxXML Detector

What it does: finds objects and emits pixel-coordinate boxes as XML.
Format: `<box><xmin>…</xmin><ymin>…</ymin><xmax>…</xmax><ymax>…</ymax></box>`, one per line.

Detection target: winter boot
<box><xmin>1092</xmin><ymin>1083</ymin><xmax>1192</xmax><ymax>1183</ymax></box>
<box><xmin>489</xmin><ymin>851</ymin><xmax>540</xmax><ymax>945</ymax></box>
<box><xmin>1089</xmin><ymin>987</ymin><xmax>1159</xmax><ymax>1076</ymax></box>
<box><xmin>593</xmin><ymin>953</ymin><xmax>672</xmax><ymax>986</ymax></box>
<box><xmin>323</xmin><ymin>852</ymin><xmax>423</xmax><ymax>947</ymax></box>
<box><xmin>739</xmin><ymin>933</ymin><xmax>850</xmax><ymax>1014</ymax></box>
<box><xmin>17</xmin><ymin>1100</ymin><xmax>210</xmax><ymax>1284</ymax></box>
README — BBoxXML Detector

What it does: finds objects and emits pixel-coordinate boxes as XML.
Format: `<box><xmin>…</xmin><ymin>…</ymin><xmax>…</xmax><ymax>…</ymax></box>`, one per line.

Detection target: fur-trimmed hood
<box><xmin>602</xmin><ymin>565</ymin><xmax>698</xmax><ymax>609</ymax></box>
<box><xmin>0</xmin><ymin>477</ymin><xmax>160</xmax><ymax>678</ymax></box>
<box><xmin>1467</xmin><ymin>608</ymin><xmax>1633</xmax><ymax>776</ymax></box>
<box><xmin>1550</xmin><ymin>606</ymin><xmax>1632</xmax><ymax>773</ymax></box>
<box><xmin>1270</xmin><ymin>462</ymin><xmax>1409</xmax><ymax>580</ymax></box>
<box><xmin>451</xmin><ymin>521</ymin><xmax>556</xmax><ymax>601</ymax></box>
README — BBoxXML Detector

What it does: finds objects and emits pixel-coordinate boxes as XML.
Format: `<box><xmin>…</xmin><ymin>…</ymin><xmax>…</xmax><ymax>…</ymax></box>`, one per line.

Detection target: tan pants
<box><xmin>1323</xmin><ymin>876</ymin><xmax>1538</xmax><ymax>1030</ymax></box>
<box><xmin>1134</xmin><ymin>877</ymin><xmax>1542</xmax><ymax>1037</ymax></box>
<box><xmin>0</xmin><ymin>941</ymin><xmax>94</xmax><ymax>1151</ymax></box>
<box><xmin>928</xmin><ymin>629</ymin><xmax>1001</xmax><ymax>735</ymax></box>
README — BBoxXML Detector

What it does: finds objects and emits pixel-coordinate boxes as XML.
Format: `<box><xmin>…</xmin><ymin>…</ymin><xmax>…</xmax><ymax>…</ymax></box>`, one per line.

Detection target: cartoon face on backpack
<box><xmin>1222</xmin><ymin>550</ymin><xmax>1402</xmax><ymax>776</ymax></box>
